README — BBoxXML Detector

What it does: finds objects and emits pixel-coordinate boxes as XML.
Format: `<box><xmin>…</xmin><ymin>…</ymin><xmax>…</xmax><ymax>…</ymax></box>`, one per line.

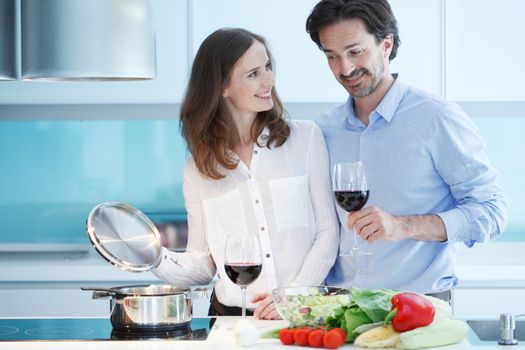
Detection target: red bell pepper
<box><xmin>388</xmin><ymin>292</ymin><xmax>435</xmax><ymax>332</ymax></box>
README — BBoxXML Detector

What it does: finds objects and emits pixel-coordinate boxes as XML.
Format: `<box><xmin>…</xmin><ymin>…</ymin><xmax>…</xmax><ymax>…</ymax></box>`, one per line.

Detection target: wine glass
<box><xmin>224</xmin><ymin>234</ymin><xmax>263</xmax><ymax>318</ymax></box>
<box><xmin>332</xmin><ymin>161</ymin><xmax>371</xmax><ymax>256</ymax></box>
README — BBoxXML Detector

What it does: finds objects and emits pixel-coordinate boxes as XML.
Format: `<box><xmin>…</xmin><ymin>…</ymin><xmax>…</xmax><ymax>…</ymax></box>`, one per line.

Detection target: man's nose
<box><xmin>340</xmin><ymin>57</ymin><xmax>356</xmax><ymax>77</ymax></box>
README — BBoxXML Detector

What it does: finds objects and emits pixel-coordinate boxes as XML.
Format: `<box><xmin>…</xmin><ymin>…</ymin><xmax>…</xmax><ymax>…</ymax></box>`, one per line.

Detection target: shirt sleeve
<box><xmin>152</xmin><ymin>161</ymin><xmax>217</xmax><ymax>286</ymax></box>
<box><xmin>430</xmin><ymin>102</ymin><xmax>508</xmax><ymax>246</ymax></box>
<box><xmin>291</xmin><ymin>123</ymin><xmax>339</xmax><ymax>285</ymax></box>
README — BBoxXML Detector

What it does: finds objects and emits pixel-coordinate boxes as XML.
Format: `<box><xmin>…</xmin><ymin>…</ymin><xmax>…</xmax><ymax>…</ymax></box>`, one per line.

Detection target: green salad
<box><xmin>281</xmin><ymin>293</ymin><xmax>351</xmax><ymax>326</ymax></box>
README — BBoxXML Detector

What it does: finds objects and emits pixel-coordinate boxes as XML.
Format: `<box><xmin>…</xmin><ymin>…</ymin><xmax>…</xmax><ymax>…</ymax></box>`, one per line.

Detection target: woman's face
<box><xmin>223</xmin><ymin>40</ymin><xmax>275</xmax><ymax>118</ymax></box>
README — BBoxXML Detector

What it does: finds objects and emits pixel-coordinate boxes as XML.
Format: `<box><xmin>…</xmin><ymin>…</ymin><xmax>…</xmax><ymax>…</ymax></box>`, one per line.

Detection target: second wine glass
<box><xmin>224</xmin><ymin>234</ymin><xmax>263</xmax><ymax>318</ymax></box>
<box><xmin>332</xmin><ymin>161</ymin><xmax>371</xmax><ymax>256</ymax></box>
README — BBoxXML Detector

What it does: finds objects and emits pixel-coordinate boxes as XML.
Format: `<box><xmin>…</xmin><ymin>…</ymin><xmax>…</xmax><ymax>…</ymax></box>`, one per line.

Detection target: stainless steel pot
<box><xmin>82</xmin><ymin>285</ymin><xmax>206</xmax><ymax>332</ymax></box>
<box><xmin>83</xmin><ymin>203</ymin><xmax>209</xmax><ymax>332</ymax></box>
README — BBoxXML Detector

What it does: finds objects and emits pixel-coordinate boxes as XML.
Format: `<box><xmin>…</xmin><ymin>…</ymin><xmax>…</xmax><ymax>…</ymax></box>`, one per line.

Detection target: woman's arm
<box><xmin>152</xmin><ymin>161</ymin><xmax>217</xmax><ymax>286</ymax></box>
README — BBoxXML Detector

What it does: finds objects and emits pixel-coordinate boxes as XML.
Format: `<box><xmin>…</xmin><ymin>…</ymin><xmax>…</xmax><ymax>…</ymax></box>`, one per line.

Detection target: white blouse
<box><xmin>153</xmin><ymin>120</ymin><xmax>338</xmax><ymax>309</ymax></box>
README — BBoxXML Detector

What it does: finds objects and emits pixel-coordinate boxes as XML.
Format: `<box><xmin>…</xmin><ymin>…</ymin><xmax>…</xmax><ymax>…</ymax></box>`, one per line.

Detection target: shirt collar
<box><xmin>345</xmin><ymin>73</ymin><xmax>407</xmax><ymax>125</ymax></box>
<box><xmin>226</xmin><ymin>126</ymin><xmax>270</xmax><ymax>158</ymax></box>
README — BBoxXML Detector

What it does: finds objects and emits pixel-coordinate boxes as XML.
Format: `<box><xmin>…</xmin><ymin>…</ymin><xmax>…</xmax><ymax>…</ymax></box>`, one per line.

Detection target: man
<box><xmin>306</xmin><ymin>0</ymin><xmax>507</xmax><ymax>297</ymax></box>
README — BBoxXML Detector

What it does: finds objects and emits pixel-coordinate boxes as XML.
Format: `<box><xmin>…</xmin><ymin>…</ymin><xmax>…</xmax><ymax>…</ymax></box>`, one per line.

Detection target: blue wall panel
<box><xmin>473</xmin><ymin>117</ymin><xmax>523</xmax><ymax>242</ymax></box>
<box><xmin>0</xmin><ymin>116</ymin><xmax>522</xmax><ymax>245</ymax></box>
<box><xmin>0</xmin><ymin>120</ymin><xmax>187</xmax><ymax>244</ymax></box>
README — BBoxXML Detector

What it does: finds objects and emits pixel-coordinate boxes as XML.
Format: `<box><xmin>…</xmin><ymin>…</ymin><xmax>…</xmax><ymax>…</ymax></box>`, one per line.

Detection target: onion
<box><xmin>234</xmin><ymin>318</ymin><xmax>260</xmax><ymax>347</ymax></box>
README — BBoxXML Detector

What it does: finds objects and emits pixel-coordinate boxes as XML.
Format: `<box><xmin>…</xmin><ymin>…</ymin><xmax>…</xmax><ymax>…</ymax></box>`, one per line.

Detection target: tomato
<box><xmin>278</xmin><ymin>328</ymin><xmax>295</xmax><ymax>345</ymax></box>
<box><xmin>331</xmin><ymin>327</ymin><xmax>347</xmax><ymax>343</ymax></box>
<box><xmin>293</xmin><ymin>327</ymin><xmax>313</xmax><ymax>346</ymax></box>
<box><xmin>323</xmin><ymin>329</ymin><xmax>344</xmax><ymax>349</ymax></box>
<box><xmin>307</xmin><ymin>329</ymin><xmax>325</xmax><ymax>348</ymax></box>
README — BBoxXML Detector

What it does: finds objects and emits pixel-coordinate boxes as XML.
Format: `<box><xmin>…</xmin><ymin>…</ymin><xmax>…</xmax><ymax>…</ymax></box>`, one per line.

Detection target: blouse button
<box><xmin>255</xmin><ymin>199</ymin><xmax>259</xmax><ymax>204</ymax></box>
<box><xmin>260</xmin><ymin>226</ymin><xmax>265</xmax><ymax>231</ymax></box>
<box><xmin>266</xmin><ymin>254</ymin><xmax>270</xmax><ymax>258</ymax></box>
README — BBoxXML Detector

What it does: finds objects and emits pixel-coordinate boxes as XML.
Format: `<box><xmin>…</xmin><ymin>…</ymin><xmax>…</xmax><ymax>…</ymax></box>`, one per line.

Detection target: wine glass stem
<box><xmin>241</xmin><ymin>286</ymin><xmax>246</xmax><ymax>318</ymax></box>
<box><xmin>352</xmin><ymin>227</ymin><xmax>359</xmax><ymax>251</ymax></box>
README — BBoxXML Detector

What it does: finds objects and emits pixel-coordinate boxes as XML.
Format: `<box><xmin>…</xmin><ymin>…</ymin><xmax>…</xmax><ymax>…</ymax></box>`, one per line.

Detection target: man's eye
<box><xmin>349</xmin><ymin>49</ymin><xmax>363</xmax><ymax>56</ymax></box>
<box><xmin>265</xmin><ymin>62</ymin><xmax>272</xmax><ymax>71</ymax></box>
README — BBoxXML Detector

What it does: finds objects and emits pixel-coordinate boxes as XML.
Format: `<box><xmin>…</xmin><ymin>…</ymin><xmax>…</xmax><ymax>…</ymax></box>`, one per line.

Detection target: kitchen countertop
<box><xmin>0</xmin><ymin>317</ymin><xmax>521</xmax><ymax>350</ymax></box>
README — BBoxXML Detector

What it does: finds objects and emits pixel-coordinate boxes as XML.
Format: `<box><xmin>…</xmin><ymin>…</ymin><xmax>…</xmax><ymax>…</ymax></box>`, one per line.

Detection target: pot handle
<box><xmin>80</xmin><ymin>286</ymin><xmax>115</xmax><ymax>299</ymax></box>
<box><xmin>187</xmin><ymin>287</ymin><xmax>209</xmax><ymax>300</ymax></box>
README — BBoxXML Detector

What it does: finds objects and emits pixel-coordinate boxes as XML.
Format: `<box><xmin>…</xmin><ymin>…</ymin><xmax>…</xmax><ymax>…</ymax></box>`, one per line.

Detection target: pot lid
<box><xmin>86</xmin><ymin>202</ymin><xmax>162</xmax><ymax>272</ymax></box>
<box><xmin>82</xmin><ymin>285</ymin><xmax>190</xmax><ymax>296</ymax></box>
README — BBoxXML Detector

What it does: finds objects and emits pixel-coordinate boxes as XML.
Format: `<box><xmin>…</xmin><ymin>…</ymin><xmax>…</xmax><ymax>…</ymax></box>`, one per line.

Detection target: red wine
<box><xmin>224</xmin><ymin>263</ymin><xmax>262</xmax><ymax>287</ymax></box>
<box><xmin>334</xmin><ymin>190</ymin><xmax>369</xmax><ymax>212</ymax></box>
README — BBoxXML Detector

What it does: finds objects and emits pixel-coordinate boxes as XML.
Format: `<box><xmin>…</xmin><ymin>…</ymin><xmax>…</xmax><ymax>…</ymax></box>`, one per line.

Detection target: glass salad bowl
<box><xmin>272</xmin><ymin>286</ymin><xmax>351</xmax><ymax>327</ymax></box>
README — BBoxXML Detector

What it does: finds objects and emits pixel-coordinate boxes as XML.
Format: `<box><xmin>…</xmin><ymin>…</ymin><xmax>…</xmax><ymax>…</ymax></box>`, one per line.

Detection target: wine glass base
<box><xmin>340</xmin><ymin>250</ymin><xmax>372</xmax><ymax>257</ymax></box>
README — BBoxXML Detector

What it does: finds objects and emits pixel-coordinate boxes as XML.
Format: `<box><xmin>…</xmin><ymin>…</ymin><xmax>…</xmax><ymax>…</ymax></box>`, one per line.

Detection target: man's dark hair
<box><xmin>306</xmin><ymin>0</ymin><xmax>400</xmax><ymax>61</ymax></box>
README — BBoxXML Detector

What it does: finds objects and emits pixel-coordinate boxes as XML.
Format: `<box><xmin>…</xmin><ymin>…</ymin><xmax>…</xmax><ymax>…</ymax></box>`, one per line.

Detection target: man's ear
<box><xmin>383</xmin><ymin>34</ymin><xmax>394</xmax><ymax>58</ymax></box>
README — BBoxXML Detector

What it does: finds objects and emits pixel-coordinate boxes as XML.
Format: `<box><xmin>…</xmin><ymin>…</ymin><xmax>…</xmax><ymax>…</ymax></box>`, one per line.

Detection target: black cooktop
<box><xmin>0</xmin><ymin>317</ymin><xmax>210</xmax><ymax>341</ymax></box>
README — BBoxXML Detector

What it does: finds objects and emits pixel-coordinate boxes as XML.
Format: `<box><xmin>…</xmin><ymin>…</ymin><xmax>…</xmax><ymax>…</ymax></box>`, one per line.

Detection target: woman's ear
<box><xmin>223</xmin><ymin>90</ymin><xmax>229</xmax><ymax>98</ymax></box>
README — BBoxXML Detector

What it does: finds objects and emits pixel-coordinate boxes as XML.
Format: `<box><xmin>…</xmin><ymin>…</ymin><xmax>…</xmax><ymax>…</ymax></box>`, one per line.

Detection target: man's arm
<box><xmin>348</xmin><ymin>208</ymin><xmax>447</xmax><ymax>243</ymax></box>
<box><xmin>349</xmin><ymin>102</ymin><xmax>507</xmax><ymax>245</ymax></box>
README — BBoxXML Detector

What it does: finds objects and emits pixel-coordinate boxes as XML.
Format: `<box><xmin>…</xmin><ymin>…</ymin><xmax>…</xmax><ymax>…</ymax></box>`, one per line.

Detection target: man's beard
<box><xmin>341</xmin><ymin>59</ymin><xmax>385</xmax><ymax>98</ymax></box>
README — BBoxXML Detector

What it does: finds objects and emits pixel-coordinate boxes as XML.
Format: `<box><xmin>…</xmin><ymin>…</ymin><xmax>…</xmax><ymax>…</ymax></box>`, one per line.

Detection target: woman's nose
<box><xmin>263</xmin><ymin>70</ymin><xmax>274</xmax><ymax>87</ymax></box>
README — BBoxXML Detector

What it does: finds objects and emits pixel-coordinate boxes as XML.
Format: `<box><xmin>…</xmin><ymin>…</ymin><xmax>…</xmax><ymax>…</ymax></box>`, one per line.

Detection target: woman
<box><xmin>153</xmin><ymin>28</ymin><xmax>338</xmax><ymax>319</ymax></box>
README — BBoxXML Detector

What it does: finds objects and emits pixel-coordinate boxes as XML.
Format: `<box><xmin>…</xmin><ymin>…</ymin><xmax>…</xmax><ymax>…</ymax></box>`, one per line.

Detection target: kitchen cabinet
<box><xmin>0</xmin><ymin>0</ymin><xmax>188</xmax><ymax>104</ymax></box>
<box><xmin>0</xmin><ymin>253</ymin><xmax>212</xmax><ymax>318</ymax></box>
<box><xmin>0</xmin><ymin>283</ymin><xmax>212</xmax><ymax>318</ymax></box>
<box><xmin>0</xmin><ymin>284</ymin><xmax>110</xmax><ymax>318</ymax></box>
<box><xmin>453</xmin><ymin>288</ymin><xmax>525</xmax><ymax>318</ymax></box>
<box><xmin>1</xmin><ymin>0</ymin><xmax>522</xmax><ymax>107</ymax></box>
<box><xmin>445</xmin><ymin>0</ymin><xmax>525</xmax><ymax>101</ymax></box>
<box><xmin>389</xmin><ymin>0</ymin><xmax>442</xmax><ymax>96</ymax></box>
<box><xmin>191</xmin><ymin>0</ymin><xmax>345</xmax><ymax>103</ymax></box>
<box><xmin>191</xmin><ymin>0</ymin><xmax>442</xmax><ymax>103</ymax></box>
<box><xmin>453</xmin><ymin>243</ymin><xmax>525</xmax><ymax>318</ymax></box>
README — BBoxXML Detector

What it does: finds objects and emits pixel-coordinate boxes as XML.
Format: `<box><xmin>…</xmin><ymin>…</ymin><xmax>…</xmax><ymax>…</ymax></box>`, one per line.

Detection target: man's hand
<box><xmin>347</xmin><ymin>207</ymin><xmax>447</xmax><ymax>243</ymax></box>
<box><xmin>348</xmin><ymin>206</ymin><xmax>403</xmax><ymax>243</ymax></box>
<box><xmin>251</xmin><ymin>293</ymin><xmax>282</xmax><ymax>320</ymax></box>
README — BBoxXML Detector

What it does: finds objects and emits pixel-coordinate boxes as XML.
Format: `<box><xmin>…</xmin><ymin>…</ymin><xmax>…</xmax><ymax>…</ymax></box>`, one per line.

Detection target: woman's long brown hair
<box><xmin>180</xmin><ymin>28</ymin><xmax>290</xmax><ymax>179</ymax></box>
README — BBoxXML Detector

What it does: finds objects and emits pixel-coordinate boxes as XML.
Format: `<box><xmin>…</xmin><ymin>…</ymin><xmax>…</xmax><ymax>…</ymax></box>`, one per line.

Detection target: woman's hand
<box><xmin>251</xmin><ymin>292</ymin><xmax>282</xmax><ymax>320</ymax></box>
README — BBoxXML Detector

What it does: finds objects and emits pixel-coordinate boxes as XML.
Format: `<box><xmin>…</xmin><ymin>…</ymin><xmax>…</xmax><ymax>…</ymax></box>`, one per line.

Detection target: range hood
<box><xmin>0</xmin><ymin>0</ymin><xmax>17</xmax><ymax>80</ymax></box>
<box><xmin>4</xmin><ymin>0</ymin><xmax>156</xmax><ymax>82</ymax></box>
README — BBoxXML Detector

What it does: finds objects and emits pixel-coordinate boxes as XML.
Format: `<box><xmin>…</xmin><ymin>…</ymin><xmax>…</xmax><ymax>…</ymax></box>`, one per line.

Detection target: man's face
<box><xmin>319</xmin><ymin>18</ymin><xmax>393</xmax><ymax>98</ymax></box>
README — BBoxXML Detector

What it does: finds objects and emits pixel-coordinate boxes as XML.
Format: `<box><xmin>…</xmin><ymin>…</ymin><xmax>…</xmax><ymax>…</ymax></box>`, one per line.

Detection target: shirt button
<box><xmin>248</xmin><ymin>174</ymin><xmax>252</xmax><ymax>179</ymax></box>
<box><xmin>260</xmin><ymin>226</ymin><xmax>265</xmax><ymax>231</ymax></box>
<box><xmin>253</xmin><ymin>150</ymin><xmax>258</xmax><ymax>155</ymax></box>
<box><xmin>255</xmin><ymin>199</ymin><xmax>259</xmax><ymax>204</ymax></box>
<box><xmin>266</xmin><ymin>254</ymin><xmax>270</xmax><ymax>258</ymax></box>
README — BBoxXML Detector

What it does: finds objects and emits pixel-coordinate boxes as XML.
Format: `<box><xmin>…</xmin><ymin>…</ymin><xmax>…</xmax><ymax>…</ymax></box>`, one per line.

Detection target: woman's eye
<box><xmin>248</xmin><ymin>71</ymin><xmax>259</xmax><ymax>78</ymax></box>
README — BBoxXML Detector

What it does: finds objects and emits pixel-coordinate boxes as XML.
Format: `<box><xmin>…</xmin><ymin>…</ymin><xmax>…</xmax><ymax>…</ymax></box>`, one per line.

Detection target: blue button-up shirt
<box><xmin>317</xmin><ymin>75</ymin><xmax>507</xmax><ymax>293</ymax></box>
